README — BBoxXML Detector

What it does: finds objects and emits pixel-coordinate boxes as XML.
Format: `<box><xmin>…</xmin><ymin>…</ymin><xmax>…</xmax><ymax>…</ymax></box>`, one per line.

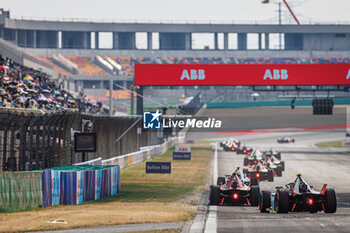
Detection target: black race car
<box><xmin>210</xmin><ymin>168</ymin><xmax>260</xmax><ymax>206</ymax></box>
<box><xmin>277</xmin><ymin>137</ymin><xmax>295</xmax><ymax>143</ymax></box>
<box><xmin>237</xmin><ymin>145</ymin><xmax>253</xmax><ymax>155</ymax></box>
<box><xmin>223</xmin><ymin>141</ymin><xmax>239</xmax><ymax>152</ymax></box>
<box><xmin>260</xmin><ymin>173</ymin><xmax>337</xmax><ymax>213</ymax></box>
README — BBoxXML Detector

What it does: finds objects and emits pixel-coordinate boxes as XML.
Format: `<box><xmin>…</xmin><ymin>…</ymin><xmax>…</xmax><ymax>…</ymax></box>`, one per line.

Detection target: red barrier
<box><xmin>135</xmin><ymin>64</ymin><xmax>350</xmax><ymax>86</ymax></box>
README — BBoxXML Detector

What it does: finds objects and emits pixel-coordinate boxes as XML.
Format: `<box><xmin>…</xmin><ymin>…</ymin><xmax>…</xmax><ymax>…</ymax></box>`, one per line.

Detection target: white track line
<box><xmin>204</xmin><ymin>143</ymin><xmax>218</xmax><ymax>233</ymax></box>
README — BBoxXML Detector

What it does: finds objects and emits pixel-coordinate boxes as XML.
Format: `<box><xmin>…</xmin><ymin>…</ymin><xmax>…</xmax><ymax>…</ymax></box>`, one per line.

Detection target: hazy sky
<box><xmin>0</xmin><ymin>0</ymin><xmax>350</xmax><ymax>24</ymax></box>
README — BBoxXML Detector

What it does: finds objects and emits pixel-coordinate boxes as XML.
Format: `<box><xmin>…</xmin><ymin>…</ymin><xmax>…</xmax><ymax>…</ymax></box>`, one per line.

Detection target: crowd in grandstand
<box><xmin>0</xmin><ymin>55</ymin><xmax>105</xmax><ymax>114</ymax></box>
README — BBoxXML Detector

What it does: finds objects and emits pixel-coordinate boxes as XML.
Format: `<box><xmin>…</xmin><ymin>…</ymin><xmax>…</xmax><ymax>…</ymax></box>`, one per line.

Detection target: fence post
<box><xmin>18</xmin><ymin>113</ymin><xmax>33</xmax><ymax>171</ymax></box>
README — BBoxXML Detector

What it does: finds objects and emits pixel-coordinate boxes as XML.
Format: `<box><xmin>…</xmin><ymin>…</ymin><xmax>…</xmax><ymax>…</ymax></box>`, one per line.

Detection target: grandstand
<box><xmin>1</xmin><ymin>9</ymin><xmax>350</xmax><ymax>109</ymax></box>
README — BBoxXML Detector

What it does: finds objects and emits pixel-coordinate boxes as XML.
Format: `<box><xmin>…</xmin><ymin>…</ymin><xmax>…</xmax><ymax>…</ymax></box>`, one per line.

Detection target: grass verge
<box><xmin>0</xmin><ymin>142</ymin><xmax>212</xmax><ymax>233</ymax></box>
<box><xmin>316</xmin><ymin>140</ymin><xmax>350</xmax><ymax>148</ymax></box>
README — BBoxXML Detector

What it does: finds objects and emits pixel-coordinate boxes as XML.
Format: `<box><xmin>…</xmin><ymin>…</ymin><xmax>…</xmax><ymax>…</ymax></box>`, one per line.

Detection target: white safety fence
<box><xmin>75</xmin><ymin>135</ymin><xmax>185</xmax><ymax>169</ymax></box>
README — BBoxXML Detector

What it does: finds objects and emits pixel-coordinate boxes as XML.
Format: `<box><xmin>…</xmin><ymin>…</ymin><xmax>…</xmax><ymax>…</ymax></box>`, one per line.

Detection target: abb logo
<box><xmin>263</xmin><ymin>69</ymin><xmax>288</xmax><ymax>80</ymax></box>
<box><xmin>181</xmin><ymin>69</ymin><xmax>205</xmax><ymax>80</ymax></box>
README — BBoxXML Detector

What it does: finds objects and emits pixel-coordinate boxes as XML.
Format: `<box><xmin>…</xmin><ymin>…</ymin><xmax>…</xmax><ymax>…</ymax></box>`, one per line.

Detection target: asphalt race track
<box><xmin>199</xmin><ymin>132</ymin><xmax>350</xmax><ymax>233</ymax></box>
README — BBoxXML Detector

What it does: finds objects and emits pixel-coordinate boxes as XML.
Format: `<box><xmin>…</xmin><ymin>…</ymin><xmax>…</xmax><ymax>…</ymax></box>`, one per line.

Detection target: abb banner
<box><xmin>134</xmin><ymin>64</ymin><xmax>350</xmax><ymax>86</ymax></box>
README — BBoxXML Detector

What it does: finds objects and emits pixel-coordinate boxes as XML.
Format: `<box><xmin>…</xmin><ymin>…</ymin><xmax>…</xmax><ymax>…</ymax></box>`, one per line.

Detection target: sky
<box><xmin>0</xmin><ymin>0</ymin><xmax>350</xmax><ymax>24</ymax></box>
<box><xmin>0</xmin><ymin>0</ymin><xmax>349</xmax><ymax>49</ymax></box>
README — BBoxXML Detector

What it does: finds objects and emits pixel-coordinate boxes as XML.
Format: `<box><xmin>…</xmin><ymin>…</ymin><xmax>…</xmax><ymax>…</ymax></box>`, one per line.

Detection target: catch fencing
<box><xmin>0</xmin><ymin>109</ymin><xmax>158</xmax><ymax>172</ymax></box>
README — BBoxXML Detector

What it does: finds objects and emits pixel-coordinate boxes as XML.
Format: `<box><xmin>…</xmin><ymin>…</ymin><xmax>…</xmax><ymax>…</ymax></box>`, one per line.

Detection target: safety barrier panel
<box><xmin>0</xmin><ymin>171</ymin><xmax>43</xmax><ymax>211</ymax></box>
<box><xmin>102</xmin><ymin>136</ymin><xmax>185</xmax><ymax>168</ymax></box>
<box><xmin>0</xmin><ymin>136</ymin><xmax>184</xmax><ymax>212</ymax></box>
<box><xmin>74</xmin><ymin>157</ymin><xmax>103</xmax><ymax>166</ymax></box>
<box><xmin>42</xmin><ymin>165</ymin><xmax>120</xmax><ymax>207</ymax></box>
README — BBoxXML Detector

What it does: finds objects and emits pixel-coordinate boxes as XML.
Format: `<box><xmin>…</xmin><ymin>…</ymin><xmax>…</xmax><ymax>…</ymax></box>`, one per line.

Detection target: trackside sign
<box><xmin>134</xmin><ymin>64</ymin><xmax>350</xmax><ymax>86</ymax></box>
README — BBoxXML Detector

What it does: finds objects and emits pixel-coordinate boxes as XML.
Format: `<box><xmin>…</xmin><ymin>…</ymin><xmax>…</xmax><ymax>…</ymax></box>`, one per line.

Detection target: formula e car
<box><xmin>220</xmin><ymin>139</ymin><xmax>241</xmax><ymax>148</ymax></box>
<box><xmin>243</xmin><ymin>160</ymin><xmax>274</xmax><ymax>182</ymax></box>
<box><xmin>223</xmin><ymin>141</ymin><xmax>239</xmax><ymax>152</ymax></box>
<box><xmin>237</xmin><ymin>145</ymin><xmax>253</xmax><ymax>155</ymax></box>
<box><xmin>260</xmin><ymin>173</ymin><xmax>337</xmax><ymax>213</ymax></box>
<box><xmin>277</xmin><ymin>137</ymin><xmax>295</xmax><ymax>143</ymax></box>
<box><xmin>210</xmin><ymin>168</ymin><xmax>260</xmax><ymax>206</ymax></box>
<box><xmin>243</xmin><ymin>150</ymin><xmax>263</xmax><ymax>166</ymax></box>
<box><xmin>263</xmin><ymin>148</ymin><xmax>281</xmax><ymax>160</ymax></box>
<box><xmin>264</xmin><ymin>155</ymin><xmax>284</xmax><ymax>176</ymax></box>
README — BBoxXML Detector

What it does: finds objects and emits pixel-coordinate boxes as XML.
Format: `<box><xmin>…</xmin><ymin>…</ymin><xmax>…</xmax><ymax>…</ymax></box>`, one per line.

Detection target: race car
<box><xmin>210</xmin><ymin>167</ymin><xmax>260</xmax><ymax>206</ymax></box>
<box><xmin>263</xmin><ymin>148</ymin><xmax>281</xmax><ymax>160</ymax></box>
<box><xmin>243</xmin><ymin>160</ymin><xmax>274</xmax><ymax>182</ymax></box>
<box><xmin>263</xmin><ymin>150</ymin><xmax>285</xmax><ymax>172</ymax></box>
<box><xmin>260</xmin><ymin>173</ymin><xmax>337</xmax><ymax>213</ymax></box>
<box><xmin>217</xmin><ymin>167</ymin><xmax>259</xmax><ymax>187</ymax></box>
<box><xmin>237</xmin><ymin>145</ymin><xmax>253</xmax><ymax>155</ymax></box>
<box><xmin>243</xmin><ymin>150</ymin><xmax>263</xmax><ymax>166</ymax></box>
<box><xmin>277</xmin><ymin>137</ymin><xmax>295</xmax><ymax>143</ymax></box>
<box><xmin>220</xmin><ymin>139</ymin><xmax>241</xmax><ymax>148</ymax></box>
<box><xmin>223</xmin><ymin>140</ymin><xmax>239</xmax><ymax>152</ymax></box>
<box><xmin>264</xmin><ymin>155</ymin><xmax>284</xmax><ymax>176</ymax></box>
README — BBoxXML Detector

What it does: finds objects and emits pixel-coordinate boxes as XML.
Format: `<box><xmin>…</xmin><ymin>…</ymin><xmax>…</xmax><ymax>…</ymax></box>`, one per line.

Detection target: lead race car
<box><xmin>260</xmin><ymin>173</ymin><xmax>337</xmax><ymax>213</ymax></box>
<box><xmin>210</xmin><ymin>167</ymin><xmax>260</xmax><ymax>206</ymax></box>
<box><xmin>277</xmin><ymin>137</ymin><xmax>295</xmax><ymax>143</ymax></box>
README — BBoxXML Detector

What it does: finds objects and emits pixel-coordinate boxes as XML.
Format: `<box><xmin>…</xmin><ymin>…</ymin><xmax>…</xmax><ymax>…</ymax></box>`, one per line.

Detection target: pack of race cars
<box><xmin>209</xmin><ymin>138</ymin><xmax>337</xmax><ymax>214</ymax></box>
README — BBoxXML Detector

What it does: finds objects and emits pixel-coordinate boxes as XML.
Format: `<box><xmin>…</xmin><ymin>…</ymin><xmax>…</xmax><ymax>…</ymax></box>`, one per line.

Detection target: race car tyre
<box><xmin>276</xmin><ymin>152</ymin><xmax>281</xmax><ymax>160</ymax></box>
<box><xmin>280</xmin><ymin>161</ymin><xmax>285</xmax><ymax>171</ymax></box>
<box><xmin>243</xmin><ymin>168</ymin><xmax>249</xmax><ymax>176</ymax></box>
<box><xmin>250</xmin><ymin>185</ymin><xmax>260</xmax><ymax>206</ymax></box>
<box><xmin>275</xmin><ymin>166</ymin><xmax>282</xmax><ymax>177</ymax></box>
<box><xmin>292</xmin><ymin>139</ymin><xmax>295</xmax><ymax>143</ymax></box>
<box><xmin>276</xmin><ymin>189</ymin><xmax>289</xmax><ymax>213</ymax></box>
<box><xmin>267</xmin><ymin>169</ymin><xmax>274</xmax><ymax>182</ymax></box>
<box><xmin>244</xmin><ymin>157</ymin><xmax>249</xmax><ymax>166</ymax></box>
<box><xmin>217</xmin><ymin>177</ymin><xmax>226</xmax><ymax>186</ymax></box>
<box><xmin>210</xmin><ymin>185</ymin><xmax>220</xmax><ymax>205</ymax></box>
<box><xmin>250</xmin><ymin>177</ymin><xmax>259</xmax><ymax>186</ymax></box>
<box><xmin>260</xmin><ymin>190</ymin><xmax>271</xmax><ymax>213</ymax></box>
<box><xmin>324</xmin><ymin>188</ymin><xmax>337</xmax><ymax>213</ymax></box>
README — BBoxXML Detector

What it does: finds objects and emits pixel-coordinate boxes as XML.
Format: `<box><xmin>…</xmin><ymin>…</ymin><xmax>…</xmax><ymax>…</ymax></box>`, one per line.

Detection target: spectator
<box><xmin>0</xmin><ymin>55</ymin><xmax>103</xmax><ymax>114</ymax></box>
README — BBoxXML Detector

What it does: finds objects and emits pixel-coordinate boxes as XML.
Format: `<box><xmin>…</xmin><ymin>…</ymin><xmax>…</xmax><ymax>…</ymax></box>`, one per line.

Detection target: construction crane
<box><xmin>262</xmin><ymin>0</ymin><xmax>300</xmax><ymax>25</ymax></box>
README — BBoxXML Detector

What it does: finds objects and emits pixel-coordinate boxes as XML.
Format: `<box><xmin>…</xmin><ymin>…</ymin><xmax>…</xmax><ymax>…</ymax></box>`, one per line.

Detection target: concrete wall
<box><xmin>303</xmin><ymin>33</ymin><xmax>350</xmax><ymax>51</ymax></box>
<box><xmin>84</xmin><ymin>116</ymin><xmax>158</xmax><ymax>161</ymax></box>
<box><xmin>22</xmin><ymin>47</ymin><xmax>350</xmax><ymax>58</ymax></box>
<box><xmin>4</xmin><ymin>16</ymin><xmax>350</xmax><ymax>52</ymax></box>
